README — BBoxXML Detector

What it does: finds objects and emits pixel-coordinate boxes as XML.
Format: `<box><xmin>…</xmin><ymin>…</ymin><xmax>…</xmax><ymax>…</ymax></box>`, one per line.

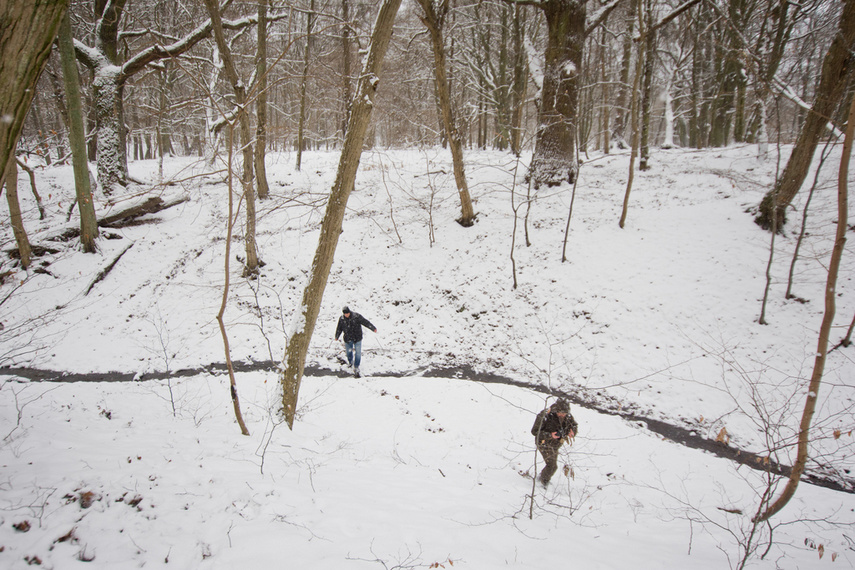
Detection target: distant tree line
<box><xmin>6</xmin><ymin>1</ymin><xmax>845</xmax><ymax>193</ymax></box>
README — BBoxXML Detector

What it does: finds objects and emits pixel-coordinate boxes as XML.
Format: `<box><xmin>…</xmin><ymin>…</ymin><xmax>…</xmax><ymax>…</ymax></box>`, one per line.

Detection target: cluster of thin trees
<box><xmin>3</xmin><ymin>0</ymin><xmax>855</xmax><ymax>539</ymax></box>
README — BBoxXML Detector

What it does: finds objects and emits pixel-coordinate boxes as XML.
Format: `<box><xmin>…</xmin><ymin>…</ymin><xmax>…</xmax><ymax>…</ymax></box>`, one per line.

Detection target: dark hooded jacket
<box><xmin>335</xmin><ymin>311</ymin><xmax>376</xmax><ymax>343</ymax></box>
<box><xmin>531</xmin><ymin>406</ymin><xmax>578</xmax><ymax>446</ymax></box>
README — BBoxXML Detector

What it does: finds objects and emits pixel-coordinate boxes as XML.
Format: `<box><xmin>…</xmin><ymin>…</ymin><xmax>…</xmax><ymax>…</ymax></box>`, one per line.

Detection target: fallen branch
<box><xmin>99</xmin><ymin>195</ymin><xmax>189</xmax><ymax>228</ymax></box>
<box><xmin>83</xmin><ymin>243</ymin><xmax>133</xmax><ymax>296</ymax></box>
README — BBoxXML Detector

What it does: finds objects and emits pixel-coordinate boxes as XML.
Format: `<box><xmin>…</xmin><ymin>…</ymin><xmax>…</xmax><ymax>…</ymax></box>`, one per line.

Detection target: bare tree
<box><xmin>280</xmin><ymin>0</ymin><xmax>403</xmax><ymax>429</ymax></box>
<box><xmin>505</xmin><ymin>0</ymin><xmax>621</xmax><ymax>188</ymax></box>
<box><xmin>57</xmin><ymin>9</ymin><xmax>97</xmax><ymax>253</ymax></box>
<box><xmin>72</xmin><ymin>1</ymin><xmax>270</xmax><ymax>194</ymax></box>
<box><xmin>619</xmin><ymin>0</ymin><xmax>645</xmax><ymax>229</ymax></box>
<box><xmin>216</xmin><ymin>126</ymin><xmax>250</xmax><ymax>437</ymax></box>
<box><xmin>416</xmin><ymin>0</ymin><xmax>476</xmax><ymax>227</ymax></box>
<box><xmin>202</xmin><ymin>0</ymin><xmax>261</xmax><ymax>277</ymax></box>
<box><xmin>255</xmin><ymin>0</ymin><xmax>270</xmax><ymax>200</ymax></box>
<box><xmin>620</xmin><ymin>0</ymin><xmax>701</xmax><ymax>227</ymax></box>
<box><xmin>0</xmin><ymin>0</ymin><xmax>67</xmax><ymax>180</ymax></box>
<box><xmin>296</xmin><ymin>0</ymin><xmax>316</xmax><ymax>171</ymax></box>
<box><xmin>755</xmin><ymin>0</ymin><xmax>855</xmax><ymax>230</ymax></box>
<box><xmin>756</xmin><ymin>83</ymin><xmax>855</xmax><ymax>523</ymax></box>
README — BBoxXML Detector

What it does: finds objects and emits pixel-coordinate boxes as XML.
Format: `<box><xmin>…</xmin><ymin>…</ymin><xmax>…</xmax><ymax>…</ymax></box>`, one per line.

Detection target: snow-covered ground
<box><xmin>1</xmin><ymin>144</ymin><xmax>853</xmax><ymax>568</ymax></box>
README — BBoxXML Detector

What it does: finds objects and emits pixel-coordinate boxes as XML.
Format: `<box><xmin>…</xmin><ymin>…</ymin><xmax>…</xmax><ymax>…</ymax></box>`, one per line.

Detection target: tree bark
<box><xmin>510</xmin><ymin>4</ymin><xmax>528</xmax><ymax>156</ymax></box>
<box><xmin>600</xmin><ymin>23</ymin><xmax>610</xmax><ymax>154</ymax></box>
<box><xmin>612</xmin><ymin>0</ymin><xmax>636</xmax><ymax>149</ymax></box>
<box><xmin>0</xmin><ymin>0</ymin><xmax>67</xmax><ymax>181</ymax></box>
<box><xmin>638</xmin><ymin>0</ymin><xmax>655</xmax><ymax>170</ymax></box>
<box><xmin>202</xmin><ymin>0</ymin><xmax>260</xmax><ymax>277</ymax></box>
<box><xmin>280</xmin><ymin>0</ymin><xmax>403</xmax><ymax>429</ymax></box>
<box><xmin>754</xmin><ymin>0</ymin><xmax>799</xmax><ymax>159</ymax></box>
<box><xmin>417</xmin><ymin>0</ymin><xmax>476</xmax><ymax>227</ymax></box>
<box><xmin>756</xmin><ymin>0</ymin><xmax>855</xmax><ymax>230</ymax></box>
<box><xmin>620</xmin><ymin>0</ymin><xmax>645</xmax><ymax>229</ymax></box>
<box><xmin>217</xmin><ymin>126</ymin><xmax>250</xmax><ymax>436</ymax></box>
<box><xmin>75</xmin><ymin>2</ymin><xmax>277</xmax><ymax>194</ymax></box>
<box><xmin>756</xmin><ymin>77</ymin><xmax>855</xmax><ymax>524</ymax></box>
<box><xmin>3</xmin><ymin>160</ymin><xmax>32</xmax><ymax>269</ymax></box>
<box><xmin>255</xmin><ymin>0</ymin><xmax>270</xmax><ymax>200</ymax></box>
<box><xmin>527</xmin><ymin>0</ymin><xmax>586</xmax><ymax>188</ymax></box>
<box><xmin>341</xmin><ymin>0</ymin><xmax>353</xmax><ymax>141</ymax></box>
<box><xmin>296</xmin><ymin>0</ymin><xmax>315</xmax><ymax>171</ymax></box>
<box><xmin>58</xmin><ymin>9</ymin><xmax>98</xmax><ymax>253</ymax></box>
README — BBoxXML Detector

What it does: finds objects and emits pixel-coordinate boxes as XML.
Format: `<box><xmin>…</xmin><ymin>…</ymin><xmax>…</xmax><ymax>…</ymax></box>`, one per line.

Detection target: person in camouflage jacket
<box><xmin>531</xmin><ymin>398</ymin><xmax>578</xmax><ymax>487</ymax></box>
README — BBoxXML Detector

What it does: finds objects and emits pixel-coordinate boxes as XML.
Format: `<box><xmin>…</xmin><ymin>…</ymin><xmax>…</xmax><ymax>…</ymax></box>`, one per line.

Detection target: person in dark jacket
<box><xmin>531</xmin><ymin>398</ymin><xmax>578</xmax><ymax>487</ymax></box>
<box><xmin>334</xmin><ymin>306</ymin><xmax>377</xmax><ymax>377</ymax></box>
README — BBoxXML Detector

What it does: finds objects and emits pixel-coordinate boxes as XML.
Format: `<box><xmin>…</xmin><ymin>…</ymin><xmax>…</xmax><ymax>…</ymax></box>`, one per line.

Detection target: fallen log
<box><xmin>99</xmin><ymin>195</ymin><xmax>189</xmax><ymax>228</ymax></box>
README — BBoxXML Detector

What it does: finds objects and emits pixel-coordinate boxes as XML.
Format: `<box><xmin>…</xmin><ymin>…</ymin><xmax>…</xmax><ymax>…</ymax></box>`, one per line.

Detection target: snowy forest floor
<box><xmin>1</xmin><ymin>145</ymin><xmax>854</xmax><ymax>568</ymax></box>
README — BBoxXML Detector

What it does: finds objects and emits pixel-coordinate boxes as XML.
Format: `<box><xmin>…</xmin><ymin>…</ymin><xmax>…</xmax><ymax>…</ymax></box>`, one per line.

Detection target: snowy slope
<box><xmin>0</xmin><ymin>145</ymin><xmax>853</xmax><ymax>568</ymax></box>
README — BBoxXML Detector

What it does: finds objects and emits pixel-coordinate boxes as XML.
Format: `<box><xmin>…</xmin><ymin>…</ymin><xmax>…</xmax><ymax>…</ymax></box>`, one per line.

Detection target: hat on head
<box><xmin>552</xmin><ymin>399</ymin><xmax>569</xmax><ymax>413</ymax></box>
<box><xmin>342</xmin><ymin>306</ymin><xmax>351</xmax><ymax>314</ymax></box>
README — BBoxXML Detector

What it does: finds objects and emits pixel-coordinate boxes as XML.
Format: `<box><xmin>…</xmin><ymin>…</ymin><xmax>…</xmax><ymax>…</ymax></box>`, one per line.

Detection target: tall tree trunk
<box><xmin>620</xmin><ymin>0</ymin><xmax>645</xmax><ymax>229</ymax></box>
<box><xmin>92</xmin><ymin>77</ymin><xmax>128</xmax><ymax>192</ymax></box>
<box><xmin>157</xmin><ymin>68</ymin><xmax>168</xmax><ymax>180</ymax></box>
<box><xmin>729</xmin><ymin>0</ymin><xmax>750</xmax><ymax>143</ymax></box>
<box><xmin>255</xmin><ymin>0</ymin><xmax>270</xmax><ymax>200</ymax></box>
<box><xmin>510</xmin><ymin>4</ymin><xmax>527</xmax><ymax>156</ymax></box>
<box><xmin>0</xmin><ymin>0</ymin><xmax>67</xmax><ymax>180</ymax></box>
<box><xmin>3</xmin><ymin>160</ymin><xmax>32</xmax><ymax>269</ymax></box>
<box><xmin>661</xmin><ymin>61</ymin><xmax>676</xmax><ymax>149</ymax></box>
<box><xmin>527</xmin><ymin>0</ymin><xmax>586</xmax><ymax>188</ymax></box>
<box><xmin>202</xmin><ymin>0</ymin><xmax>260</xmax><ymax>276</ymax></box>
<box><xmin>612</xmin><ymin>0</ymin><xmax>636</xmax><ymax>148</ymax></box>
<box><xmin>756</xmin><ymin>0</ymin><xmax>855</xmax><ymax>230</ymax></box>
<box><xmin>296</xmin><ymin>0</ymin><xmax>315</xmax><ymax>171</ymax></box>
<box><xmin>58</xmin><ymin>9</ymin><xmax>98</xmax><ymax>253</ymax></box>
<box><xmin>418</xmin><ymin>0</ymin><xmax>476</xmax><ymax>227</ymax></box>
<box><xmin>494</xmin><ymin>5</ymin><xmax>512</xmax><ymax>151</ymax></box>
<box><xmin>756</xmin><ymin>81</ymin><xmax>855</xmax><ymax>524</ymax></box>
<box><xmin>341</xmin><ymin>0</ymin><xmax>353</xmax><ymax>141</ymax></box>
<box><xmin>600</xmin><ymin>23</ymin><xmax>610</xmax><ymax>154</ymax></box>
<box><xmin>280</xmin><ymin>0</ymin><xmax>403</xmax><ymax>429</ymax></box>
<box><xmin>639</xmin><ymin>0</ymin><xmax>655</xmax><ymax>171</ymax></box>
<box><xmin>92</xmin><ymin>0</ymin><xmax>130</xmax><ymax>193</ymax></box>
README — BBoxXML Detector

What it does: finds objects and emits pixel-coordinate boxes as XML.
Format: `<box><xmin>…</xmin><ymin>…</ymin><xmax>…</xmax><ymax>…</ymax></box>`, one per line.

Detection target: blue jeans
<box><xmin>344</xmin><ymin>340</ymin><xmax>362</xmax><ymax>368</ymax></box>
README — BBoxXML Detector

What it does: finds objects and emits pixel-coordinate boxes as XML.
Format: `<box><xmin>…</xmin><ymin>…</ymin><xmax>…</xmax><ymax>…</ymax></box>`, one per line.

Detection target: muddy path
<box><xmin>3</xmin><ymin>360</ymin><xmax>853</xmax><ymax>495</ymax></box>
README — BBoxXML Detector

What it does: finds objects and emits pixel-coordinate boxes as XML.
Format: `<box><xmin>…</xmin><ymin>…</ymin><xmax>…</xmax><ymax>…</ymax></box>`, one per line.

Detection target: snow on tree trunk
<box><xmin>528</xmin><ymin>0</ymin><xmax>585</xmax><ymax>188</ymax></box>
<box><xmin>280</xmin><ymin>0</ymin><xmax>403</xmax><ymax>429</ymax></box>
<box><xmin>94</xmin><ymin>70</ymin><xmax>128</xmax><ymax>194</ymax></box>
